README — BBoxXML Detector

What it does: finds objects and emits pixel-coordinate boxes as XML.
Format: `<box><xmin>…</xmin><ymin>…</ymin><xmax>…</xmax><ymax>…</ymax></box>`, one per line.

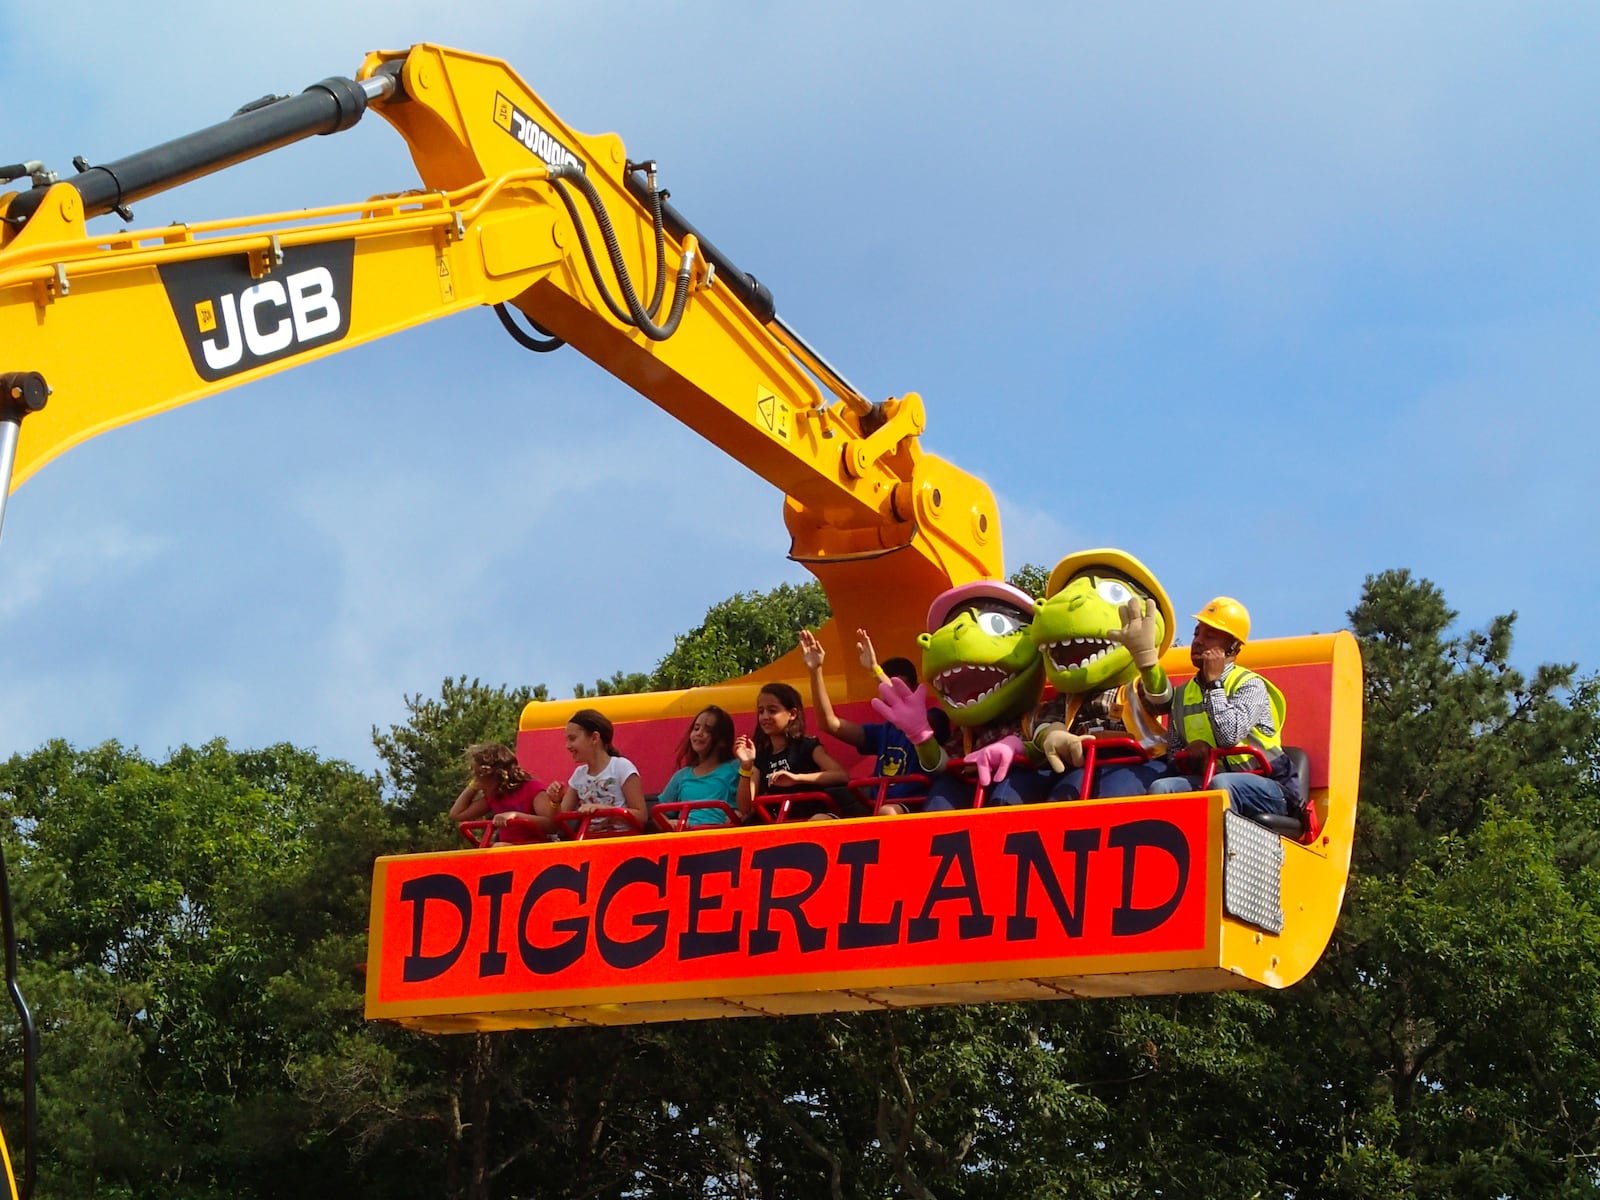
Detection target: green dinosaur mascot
<box><xmin>870</xmin><ymin>580</ymin><xmax>1043</xmax><ymax>810</ymax></box>
<box><xmin>1026</xmin><ymin>548</ymin><xmax>1175</xmax><ymax>800</ymax></box>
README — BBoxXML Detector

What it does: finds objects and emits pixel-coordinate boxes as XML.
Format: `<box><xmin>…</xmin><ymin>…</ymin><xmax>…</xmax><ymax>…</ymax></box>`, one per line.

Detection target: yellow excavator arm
<box><xmin>0</xmin><ymin>43</ymin><xmax>1000</xmax><ymax>655</ymax></box>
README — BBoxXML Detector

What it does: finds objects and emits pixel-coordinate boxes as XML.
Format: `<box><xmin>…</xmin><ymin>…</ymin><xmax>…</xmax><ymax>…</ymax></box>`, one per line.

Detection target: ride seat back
<box><xmin>1251</xmin><ymin>746</ymin><xmax>1316</xmax><ymax>840</ymax></box>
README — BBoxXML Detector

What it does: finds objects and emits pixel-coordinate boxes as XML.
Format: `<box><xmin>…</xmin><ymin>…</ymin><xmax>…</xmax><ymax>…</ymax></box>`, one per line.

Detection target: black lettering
<box><xmin>676</xmin><ymin>848</ymin><xmax>742</xmax><ymax>960</ymax></box>
<box><xmin>837</xmin><ymin>838</ymin><xmax>902</xmax><ymax>950</ymax></box>
<box><xmin>908</xmin><ymin>831</ymin><xmax>994</xmax><ymax>943</ymax></box>
<box><xmin>1003</xmin><ymin>828</ymin><xmax>1101</xmax><ymax>941</ymax></box>
<box><xmin>750</xmin><ymin>843</ymin><xmax>828</xmax><ymax>955</ymax></box>
<box><xmin>477</xmin><ymin>871</ymin><xmax>514</xmax><ymax>977</ymax></box>
<box><xmin>517</xmin><ymin>862</ymin><xmax>590</xmax><ymax>975</ymax></box>
<box><xmin>595</xmin><ymin>856</ymin><xmax>669</xmax><ymax>970</ymax></box>
<box><xmin>1109</xmin><ymin>819</ymin><xmax>1191</xmax><ymax>937</ymax></box>
<box><xmin>400</xmin><ymin>874</ymin><xmax>473</xmax><ymax>983</ymax></box>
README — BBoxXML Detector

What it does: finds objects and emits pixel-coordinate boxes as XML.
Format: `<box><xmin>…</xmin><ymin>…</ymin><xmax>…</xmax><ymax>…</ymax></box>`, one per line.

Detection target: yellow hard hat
<box><xmin>1192</xmin><ymin>596</ymin><xmax>1250</xmax><ymax>644</ymax></box>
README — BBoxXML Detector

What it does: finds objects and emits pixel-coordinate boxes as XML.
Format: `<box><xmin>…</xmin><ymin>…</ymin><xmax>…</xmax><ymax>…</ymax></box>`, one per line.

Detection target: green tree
<box><xmin>651</xmin><ymin>581</ymin><xmax>830</xmax><ymax>689</ymax></box>
<box><xmin>0</xmin><ymin>738</ymin><xmax>394</xmax><ymax>1199</ymax></box>
<box><xmin>1280</xmin><ymin>570</ymin><xmax>1600</xmax><ymax>1198</ymax></box>
<box><xmin>574</xmin><ymin>669</ymin><xmax>654</xmax><ymax>698</ymax></box>
<box><xmin>1007</xmin><ymin>561</ymin><xmax>1049</xmax><ymax>599</ymax></box>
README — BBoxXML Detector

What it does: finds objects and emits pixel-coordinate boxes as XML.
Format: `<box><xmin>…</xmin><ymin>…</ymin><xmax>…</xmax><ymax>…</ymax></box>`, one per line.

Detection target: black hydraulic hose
<box><xmin>0</xmin><ymin>841</ymin><xmax>37</xmax><ymax>1200</ymax></box>
<box><xmin>547</xmin><ymin>175</ymin><xmax>636</xmax><ymax>326</ymax></box>
<box><xmin>624</xmin><ymin>160</ymin><xmax>669</xmax><ymax>320</ymax></box>
<box><xmin>623</xmin><ymin>167</ymin><xmax>776</xmax><ymax>325</ymax></box>
<box><xmin>493</xmin><ymin>303</ymin><xmax>565</xmax><ymax>352</ymax></box>
<box><xmin>643</xmin><ymin>170</ymin><xmax>668</xmax><ymax>319</ymax></box>
<box><xmin>547</xmin><ymin>166</ymin><xmax>693</xmax><ymax>341</ymax></box>
<box><xmin>4</xmin><ymin>73</ymin><xmax>385</xmax><ymax>228</ymax></box>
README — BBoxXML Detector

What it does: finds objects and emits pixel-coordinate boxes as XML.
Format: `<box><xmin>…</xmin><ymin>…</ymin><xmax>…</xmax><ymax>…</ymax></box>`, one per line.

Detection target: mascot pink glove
<box><xmin>870</xmin><ymin>677</ymin><xmax>935</xmax><ymax>743</ymax></box>
<box><xmin>965</xmin><ymin>735</ymin><xmax>1025</xmax><ymax>787</ymax></box>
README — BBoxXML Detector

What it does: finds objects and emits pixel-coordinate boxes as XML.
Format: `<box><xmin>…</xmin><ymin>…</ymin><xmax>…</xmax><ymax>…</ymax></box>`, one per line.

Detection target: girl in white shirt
<box><xmin>547</xmin><ymin>708</ymin><xmax>648</xmax><ymax>834</ymax></box>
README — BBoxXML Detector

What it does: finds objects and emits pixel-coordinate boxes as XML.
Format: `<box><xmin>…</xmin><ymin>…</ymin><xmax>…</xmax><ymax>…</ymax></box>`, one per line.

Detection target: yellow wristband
<box><xmin>738</xmin><ymin>767</ymin><xmax>753</xmax><ymax>778</ymax></box>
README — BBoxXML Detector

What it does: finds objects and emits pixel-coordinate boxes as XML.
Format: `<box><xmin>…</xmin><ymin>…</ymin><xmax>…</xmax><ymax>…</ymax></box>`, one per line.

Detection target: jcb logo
<box><xmin>492</xmin><ymin>91</ymin><xmax>585</xmax><ymax>173</ymax></box>
<box><xmin>160</xmin><ymin>242</ymin><xmax>356</xmax><ymax>382</ymax></box>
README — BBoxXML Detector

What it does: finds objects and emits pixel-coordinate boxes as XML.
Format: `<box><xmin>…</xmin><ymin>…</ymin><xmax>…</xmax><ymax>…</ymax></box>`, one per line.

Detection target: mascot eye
<box><xmin>976</xmin><ymin>610</ymin><xmax>1021</xmax><ymax>637</ymax></box>
<box><xmin>1096</xmin><ymin>580</ymin><xmax>1133</xmax><ymax>605</ymax></box>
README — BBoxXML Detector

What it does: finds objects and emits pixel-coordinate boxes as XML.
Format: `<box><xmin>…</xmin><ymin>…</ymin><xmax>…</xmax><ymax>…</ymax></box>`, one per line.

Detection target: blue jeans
<box><xmin>1149</xmin><ymin>771</ymin><xmax>1288</xmax><ymax>819</ymax></box>
<box><xmin>1050</xmin><ymin>760</ymin><xmax>1172</xmax><ymax>802</ymax></box>
<box><xmin>922</xmin><ymin>767</ymin><xmax>1053</xmax><ymax>811</ymax></box>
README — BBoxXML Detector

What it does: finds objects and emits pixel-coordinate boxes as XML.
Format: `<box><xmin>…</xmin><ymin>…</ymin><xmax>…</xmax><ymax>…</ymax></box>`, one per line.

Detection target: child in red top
<box><xmin>449</xmin><ymin>742</ymin><xmax>554</xmax><ymax>844</ymax></box>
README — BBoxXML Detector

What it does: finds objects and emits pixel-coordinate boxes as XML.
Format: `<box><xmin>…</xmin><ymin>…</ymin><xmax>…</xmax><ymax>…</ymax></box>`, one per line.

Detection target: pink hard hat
<box><xmin>926</xmin><ymin>580</ymin><xmax>1036</xmax><ymax>633</ymax></box>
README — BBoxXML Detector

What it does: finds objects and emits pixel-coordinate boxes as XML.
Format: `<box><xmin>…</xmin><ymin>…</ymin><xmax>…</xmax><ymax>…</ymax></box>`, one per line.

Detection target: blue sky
<box><xmin>1</xmin><ymin>2</ymin><xmax>1594</xmax><ymax>771</ymax></box>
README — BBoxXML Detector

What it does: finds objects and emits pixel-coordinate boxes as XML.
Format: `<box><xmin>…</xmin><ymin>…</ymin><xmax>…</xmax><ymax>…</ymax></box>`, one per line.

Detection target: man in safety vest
<box><xmin>1148</xmin><ymin>597</ymin><xmax>1299</xmax><ymax>819</ymax></box>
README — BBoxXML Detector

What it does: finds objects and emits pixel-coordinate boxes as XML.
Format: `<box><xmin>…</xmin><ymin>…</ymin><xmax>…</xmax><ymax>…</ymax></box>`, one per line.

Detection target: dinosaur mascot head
<box><xmin>1030</xmin><ymin>548</ymin><xmax>1173</xmax><ymax>698</ymax></box>
<box><xmin>918</xmin><ymin>580</ymin><xmax>1043</xmax><ymax>728</ymax></box>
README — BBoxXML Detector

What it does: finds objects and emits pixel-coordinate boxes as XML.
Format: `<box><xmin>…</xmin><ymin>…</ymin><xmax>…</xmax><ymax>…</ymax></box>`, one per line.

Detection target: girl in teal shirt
<box><xmin>658</xmin><ymin>706</ymin><xmax>740</xmax><ymax>826</ymax></box>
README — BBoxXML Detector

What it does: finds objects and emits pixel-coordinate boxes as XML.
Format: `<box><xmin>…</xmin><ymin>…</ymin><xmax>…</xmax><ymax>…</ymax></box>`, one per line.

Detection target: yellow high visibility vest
<box><xmin>1176</xmin><ymin>666</ymin><xmax>1286</xmax><ymax>772</ymax></box>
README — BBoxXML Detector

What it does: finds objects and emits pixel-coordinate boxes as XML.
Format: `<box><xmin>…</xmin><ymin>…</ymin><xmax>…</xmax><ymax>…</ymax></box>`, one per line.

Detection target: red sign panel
<box><xmin>368</xmin><ymin>796</ymin><xmax>1218</xmax><ymax>1015</ymax></box>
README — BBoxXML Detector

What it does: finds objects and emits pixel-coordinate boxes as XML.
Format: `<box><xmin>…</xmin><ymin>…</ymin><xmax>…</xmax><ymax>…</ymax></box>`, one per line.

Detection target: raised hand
<box><xmin>1105</xmin><ymin>596</ymin><xmax>1160</xmax><ymax>669</ymax></box>
<box><xmin>798</xmin><ymin>628</ymin><xmax>825</xmax><ymax>670</ymax></box>
<box><xmin>733</xmin><ymin>733</ymin><xmax>757</xmax><ymax>767</ymax></box>
<box><xmin>854</xmin><ymin>628</ymin><xmax>879</xmax><ymax>673</ymax></box>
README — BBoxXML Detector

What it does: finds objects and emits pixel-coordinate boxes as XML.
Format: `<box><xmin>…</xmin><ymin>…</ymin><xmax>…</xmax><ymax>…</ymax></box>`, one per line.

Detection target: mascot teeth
<box><xmin>1046</xmin><ymin>637</ymin><xmax>1114</xmax><ymax>672</ymax></box>
<box><xmin>934</xmin><ymin>664</ymin><xmax>1012</xmax><ymax>707</ymax></box>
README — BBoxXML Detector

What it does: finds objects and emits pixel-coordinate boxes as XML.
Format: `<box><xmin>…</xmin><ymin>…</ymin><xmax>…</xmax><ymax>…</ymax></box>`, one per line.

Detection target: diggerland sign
<box><xmin>366</xmin><ymin>794</ymin><xmax>1223</xmax><ymax>1018</ymax></box>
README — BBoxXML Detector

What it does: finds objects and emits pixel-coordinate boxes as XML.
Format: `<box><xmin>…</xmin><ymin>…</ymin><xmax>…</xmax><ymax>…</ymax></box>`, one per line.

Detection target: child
<box><xmin>449</xmin><ymin>742</ymin><xmax>555</xmax><ymax>844</ymax></box>
<box><xmin>799</xmin><ymin>627</ymin><xmax>949</xmax><ymax>815</ymax></box>
<box><xmin>657</xmin><ymin>705</ymin><xmax>740</xmax><ymax>826</ymax></box>
<box><xmin>733</xmin><ymin>681</ymin><xmax>854</xmax><ymax>822</ymax></box>
<box><xmin>546</xmin><ymin>708</ymin><xmax>649</xmax><ymax>835</ymax></box>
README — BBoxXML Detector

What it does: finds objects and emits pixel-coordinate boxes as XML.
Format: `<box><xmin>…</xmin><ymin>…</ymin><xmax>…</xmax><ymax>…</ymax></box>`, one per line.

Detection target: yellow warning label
<box><xmin>194</xmin><ymin>299</ymin><xmax>216</xmax><ymax>334</ymax></box>
<box><xmin>756</xmin><ymin>387</ymin><xmax>791</xmax><ymax>442</ymax></box>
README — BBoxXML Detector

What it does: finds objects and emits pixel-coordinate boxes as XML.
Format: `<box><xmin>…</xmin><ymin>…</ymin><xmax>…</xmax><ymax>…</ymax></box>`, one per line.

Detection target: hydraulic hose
<box><xmin>547</xmin><ymin>165</ymin><xmax>694</xmax><ymax>342</ymax></box>
<box><xmin>493</xmin><ymin>304</ymin><xmax>565</xmax><ymax>352</ymax></box>
<box><xmin>626</xmin><ymin>159</ymin><xmax>669</xmax><ymax>320</ymax></box>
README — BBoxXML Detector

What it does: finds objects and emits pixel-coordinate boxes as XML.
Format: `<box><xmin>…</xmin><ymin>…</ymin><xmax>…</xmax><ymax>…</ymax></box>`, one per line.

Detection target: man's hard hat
<box><xmin>1192</xmin><ymin>596</ymin><xmax>1250</xmax><ymax>643</ymax></box>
